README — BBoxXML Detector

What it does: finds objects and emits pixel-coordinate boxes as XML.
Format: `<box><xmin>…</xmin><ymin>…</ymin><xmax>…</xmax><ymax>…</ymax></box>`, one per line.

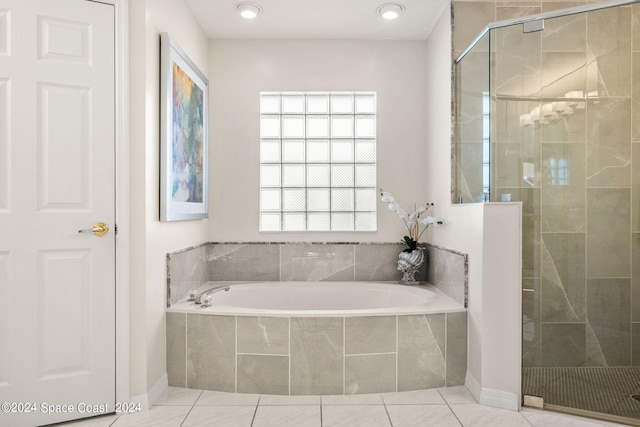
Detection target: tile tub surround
<box><xmin>167</xmin><ymin>242</ymin><xmax>468</xmax><ymax>307</ymax></box>
<box><xmin>424</xmin><ymin>244</ymin><xmax>468</xmax><ymax>307</ymax></box>
<box><xmin>166</xmin><ymin>243</ymin><xmax>209</xmax><ymax>308</ymax></box>
<box><xmin>166</xmin><ymin>312</ymin><xmax>467</xmax><ymax>395</ymax></box>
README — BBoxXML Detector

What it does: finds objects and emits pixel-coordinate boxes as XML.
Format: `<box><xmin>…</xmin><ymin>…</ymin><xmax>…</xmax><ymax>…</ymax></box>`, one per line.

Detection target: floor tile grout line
<box><xmin>437</xmin><ymin>388</ymin><xmax>464</xmax><ymax>427</ymax></box>
<box><xmin>178</xmin><ymin>403</ymin><xmax>196</xmax><ymax>427</ymax></box>
<box><xmin>521</xmin><ymin>410</ymin><xmax>536</xmax><ymax>427</ymax></box>
<box><xmin>322</xmin><ymin>403</ymin><xmax>385</xmax><ymax>405</ymax></box>
<box><xmin>382</xmin><ymin>398</ymin><xmax>394</xmax><ymax>427</ymax></box>
<box><xmin>192</xmin><ymin>389</ymin><xmax>204</xmax><ymax>407</ymax></box>
<box><xmin>108</xmin><ymin>413</ymin><xmax>120</xmax><ymax>426</ymax></box>
<box><xmin>249</xmin><ymin>396</ymin><xmax>261</xmax><ymax>427</ymax></box>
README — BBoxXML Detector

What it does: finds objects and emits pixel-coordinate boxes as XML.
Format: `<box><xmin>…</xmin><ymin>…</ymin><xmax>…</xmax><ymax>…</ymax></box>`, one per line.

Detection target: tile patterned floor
<box><xmin>53</xmin><ymin>386</ymin><xmax>634</xmax><ymax>427</ymax></box>
<box><xmin>523</xmin><ymin>367</ymin><xmax>640</xmax><ymax>420</ymax></box>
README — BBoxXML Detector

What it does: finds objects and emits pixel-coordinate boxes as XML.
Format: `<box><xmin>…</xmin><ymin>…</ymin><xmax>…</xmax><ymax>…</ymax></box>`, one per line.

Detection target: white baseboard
<box><xmin>464</xmin><ymin>371</ymin><xmax>481</xmax><ymax>403</ymax></box>
<box><xmin>479</xmin><ymin>387</ymin><xmax>519</xmax><ymax>411</ymax></box>
<box><xmin>129</xmin><ymin>373</ymin><xmax>168</xmax><ymax>412</ymax></box>
<box><xmin>465</xmin><ymin>371</ymin><xmax>520</xmax><ymax>411</ymax></box>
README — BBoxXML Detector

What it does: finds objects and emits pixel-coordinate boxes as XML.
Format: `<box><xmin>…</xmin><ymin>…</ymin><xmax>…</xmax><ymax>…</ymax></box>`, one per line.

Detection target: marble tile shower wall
<box><xmin>454</xmin><ymin>1</ymin><xmax>640</xmax><ymax>368</ymax></box>
<box><xmin>167</xmin><ymin>243</ymin><xmax>468</xmax><ymax>307</ymax></box>
<box><xmin>166</xmin><ymin>311</ymin><xmax>468</xmax><ymax>395</ymax></box>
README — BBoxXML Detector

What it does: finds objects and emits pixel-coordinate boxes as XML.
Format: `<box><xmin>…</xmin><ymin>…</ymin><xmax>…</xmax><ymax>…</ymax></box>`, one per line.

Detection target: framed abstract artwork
<box><xmin>160</xmin><ymin>32</ymin><xmax>209</xmax><ymax>221</ymax></box>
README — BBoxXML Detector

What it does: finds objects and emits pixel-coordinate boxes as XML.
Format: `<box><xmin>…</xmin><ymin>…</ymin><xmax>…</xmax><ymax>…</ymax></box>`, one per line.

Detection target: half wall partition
<box><xmin>454</xmin><ymin>1</ymin><xmax>640</xmax><ymax>423</ymax></box>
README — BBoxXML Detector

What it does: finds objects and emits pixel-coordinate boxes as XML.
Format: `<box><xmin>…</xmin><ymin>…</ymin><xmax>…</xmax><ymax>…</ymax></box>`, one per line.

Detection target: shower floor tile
<box><xmin>523</xmin><ymin>367</ymin><xmax>640</xmax><ymax>422</ymax></box>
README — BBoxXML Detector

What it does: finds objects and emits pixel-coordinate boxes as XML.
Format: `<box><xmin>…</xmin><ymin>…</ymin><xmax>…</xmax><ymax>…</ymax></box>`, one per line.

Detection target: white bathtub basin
<box><xmin>168</xmin><ymin>281</ymin><xmax>465</xmax><ymax>317</ymax></box>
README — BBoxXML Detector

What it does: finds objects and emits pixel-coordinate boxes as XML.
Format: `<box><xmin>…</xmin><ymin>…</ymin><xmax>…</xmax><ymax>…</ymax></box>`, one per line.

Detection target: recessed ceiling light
<box><xmin>377</xmin><ymin>3</ymin><xmax>405</xmax><ymax>20</ymax></box>
<box><xmin>236</xmin><ymin>2</ymin><xmax>262</xmax><ymax>19</ymax></box>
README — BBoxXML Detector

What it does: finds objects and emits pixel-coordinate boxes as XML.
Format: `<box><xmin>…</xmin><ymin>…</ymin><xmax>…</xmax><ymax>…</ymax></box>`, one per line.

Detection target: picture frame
<box><xmin>160</xmin><ymin>32</ymin><xmax>209</xmax><ymax>221</ymax></box>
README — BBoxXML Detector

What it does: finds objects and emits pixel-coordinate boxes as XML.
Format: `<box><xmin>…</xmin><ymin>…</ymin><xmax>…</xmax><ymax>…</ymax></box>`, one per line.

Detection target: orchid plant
<box><xmin>380</xmin><ymin>190</ymin><xmax>443</xmax><ymax>252</ymax></box>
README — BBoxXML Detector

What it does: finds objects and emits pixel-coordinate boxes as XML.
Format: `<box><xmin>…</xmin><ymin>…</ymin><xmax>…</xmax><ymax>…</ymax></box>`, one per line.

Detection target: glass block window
<box><xmin>260</xmin><ymin>92</ymin><xmax>377</xmax><ymax>232</ymax></box>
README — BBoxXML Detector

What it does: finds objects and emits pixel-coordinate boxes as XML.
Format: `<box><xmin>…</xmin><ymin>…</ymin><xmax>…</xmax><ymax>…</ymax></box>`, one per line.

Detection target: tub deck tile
<box><xmin>290</xmin><ymin>317</ymin><xmax>344</xmax><ymax>395</ymax></box>
<box><xmin>186</xmin><ymin>315</ymin><xmax>236</xmax><ymax>392</ymax></box>
<box><xmin>344</xmin><ymin>353</ymin><xmax>397</xmax><ymax>395</ymax></box>
<box><xmin>345</xmin><ymin>316</ymin><xmax>396</xmax><ymax>355</ymax></box>
<box><xmin>237</xmin><ymin>354</ymin><xmax>289</xmax><ymax>395</ymax></box>
<box><xmin>397</xmin><ymin>315</ymin><xmax>447</xmax><ymax>391</ymax></box>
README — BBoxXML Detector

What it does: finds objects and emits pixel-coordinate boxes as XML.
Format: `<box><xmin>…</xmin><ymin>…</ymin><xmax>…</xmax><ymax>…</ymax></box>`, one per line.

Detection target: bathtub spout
<box><xmin>196</xmin><ymin>286</ymin><xmax>230</xmax><ymax>307</ymax></box>
<box><xmin>188</xmin><ymin>285</ymin><xmax>230</xmax><ymax>305</ymax></box>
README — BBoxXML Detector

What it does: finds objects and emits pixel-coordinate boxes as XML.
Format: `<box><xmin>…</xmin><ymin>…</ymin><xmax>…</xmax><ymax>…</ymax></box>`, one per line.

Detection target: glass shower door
<box><xmin>519</xmin><ymin>5</ymin><xmax>640</xmax><ymax>422</ymax></box>
<box><xmin>455</xmin><ymin>2</ymin><xmax>640</xmax><ymax>423</ymax></box>
<box><xmin>453</xmin><ymin>32</ymin><xmax>489</xmax><ymax>204</ymax></box>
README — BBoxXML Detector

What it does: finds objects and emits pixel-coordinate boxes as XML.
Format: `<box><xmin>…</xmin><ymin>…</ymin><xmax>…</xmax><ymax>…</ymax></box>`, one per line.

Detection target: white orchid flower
<box><xmin>380</xmin><ymin>192</ymin><xmax>395</xmax><ymax>203</ymax></box>
<box><xmin>420</xmin><ymin>216</ymin><xmax>440</xmax><ymax>225</ymax></box>
<box><xmin>380</xmin><ymin>190</ymin><xmax>443</xmax><ymax>250</ymax></box>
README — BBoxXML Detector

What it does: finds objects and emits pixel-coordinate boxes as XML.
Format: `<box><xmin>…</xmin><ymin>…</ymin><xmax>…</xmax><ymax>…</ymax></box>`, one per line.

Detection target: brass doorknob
<box><xmin>78</xmin><ymin>222</ymin><xmax>109</xmax><ymax>237</ymax></box>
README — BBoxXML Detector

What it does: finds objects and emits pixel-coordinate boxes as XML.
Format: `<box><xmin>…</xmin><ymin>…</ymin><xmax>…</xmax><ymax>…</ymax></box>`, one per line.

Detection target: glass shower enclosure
<box><xmin>454</xmin><ymin>1</ymin><xmax>640</xmax><ymax>424</ymax></box>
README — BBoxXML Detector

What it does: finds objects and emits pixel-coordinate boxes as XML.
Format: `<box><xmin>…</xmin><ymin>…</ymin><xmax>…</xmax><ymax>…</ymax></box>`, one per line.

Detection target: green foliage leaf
<box><xmin>402</xmin><ymin>235</ymin><xmax>417</xmax><ymax>252</ymax></box>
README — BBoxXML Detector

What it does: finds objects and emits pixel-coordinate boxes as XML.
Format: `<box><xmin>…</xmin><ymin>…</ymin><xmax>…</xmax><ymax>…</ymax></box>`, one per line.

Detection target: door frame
<box><xmin>92</xmin><ymin>0</ymin><xmax>130</xmax><ymax>405</ymax></box>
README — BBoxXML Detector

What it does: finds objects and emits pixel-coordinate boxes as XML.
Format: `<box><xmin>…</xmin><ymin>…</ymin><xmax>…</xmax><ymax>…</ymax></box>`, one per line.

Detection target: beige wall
<box><xmin>125</xmin><ymin>0</ymin><xmax>530</xmax><ymax>405</ymax></box>
<box><xmin>207</xmin><ymin>39</ymin><xmax>432</xmax><ymax>243</ymax></box>
<box><xmin>129</xmin><ymin>6</ymin><xmax>437</xmax><ymax>403</ymax></box>
<box><xmin>129</xmin><ymin>0</ymin><xmax>209</xmax><ymax>400</ymax></box>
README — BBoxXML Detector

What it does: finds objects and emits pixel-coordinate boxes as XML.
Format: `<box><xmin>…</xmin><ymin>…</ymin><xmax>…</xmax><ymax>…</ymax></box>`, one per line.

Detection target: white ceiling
<box><xmin>185</xmin><ymin>0</ymin><xmax>450</xmax><ymax>40</ymax></box>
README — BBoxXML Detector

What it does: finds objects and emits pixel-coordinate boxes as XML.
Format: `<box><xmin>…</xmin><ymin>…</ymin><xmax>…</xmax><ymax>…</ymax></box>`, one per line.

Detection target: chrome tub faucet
<box><xmin>188</xmin><ymin>285</ymin><xmax>230</xmax><ymax>307</ymax></box>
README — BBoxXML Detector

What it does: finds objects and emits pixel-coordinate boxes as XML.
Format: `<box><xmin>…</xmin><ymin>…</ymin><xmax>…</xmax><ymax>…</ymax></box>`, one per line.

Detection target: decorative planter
<box><xmin>397</xmin><ymin>248</ymin><xmax>425</xmax><ymax>284</ymax></box>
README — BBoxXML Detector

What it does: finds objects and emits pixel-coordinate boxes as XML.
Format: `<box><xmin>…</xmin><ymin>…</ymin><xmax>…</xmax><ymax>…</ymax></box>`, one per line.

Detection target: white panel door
<box><xmin>0</xmin><ymin>0</ymin><xmax>115</xmax><ymax>426</ymax></box>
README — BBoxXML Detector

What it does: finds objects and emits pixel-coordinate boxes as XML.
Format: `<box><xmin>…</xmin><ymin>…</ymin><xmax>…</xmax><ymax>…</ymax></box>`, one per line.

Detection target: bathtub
<box><xmin>166</xmin><ymin>281</ymin><xmax>467</xmax><ymax>395</ymax></box>
<box><xmin>168</xmin><ymin>281</ymin><xmax>465</xmax><ymax>316</ymax></box>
